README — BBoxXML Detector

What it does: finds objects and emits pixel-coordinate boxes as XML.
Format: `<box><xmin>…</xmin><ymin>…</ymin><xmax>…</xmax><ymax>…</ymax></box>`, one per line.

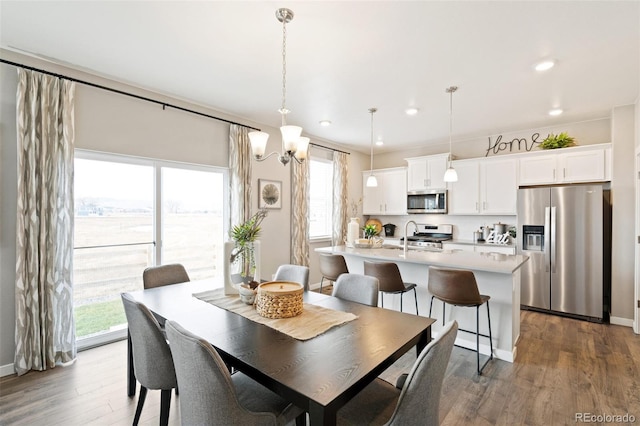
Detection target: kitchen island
<box><xmin>316</xmin><ymin>245</ymin><xmax>529</xmax><ymax>362</ymax></box>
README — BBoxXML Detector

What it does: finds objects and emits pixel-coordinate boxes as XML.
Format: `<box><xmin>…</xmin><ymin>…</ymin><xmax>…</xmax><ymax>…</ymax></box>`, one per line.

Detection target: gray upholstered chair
<box><xmin>165</xmin><ymin>320</ymin><xmax>305</xmax><ymax>425</ymax></box>
<box><xmin>129</xmin><ymin>263</ymin><xmax>190</xmax><ymax>395</ymax></box>
<box><xmin>273</xmin><ymin>264</ymin><xmax>310</xmax><ymax>291</ymax></box>
<box><xmin>428</xmin><ymin>266</ymin><xmax>493</xmax><ymax>375</ymax></box>
<box><xmin>121</xmin><ymin>293</ymin><xmax>177</xmax><ymax>426</ymax></box>
<box><xmin>142</xmin><ymin>263</ymin><xmax>190</xmax><ymax>289</ymax></box>
<box><xmin>331</xmin><ymin>273</ymin><xmax>379</xmax><ymax>307</ymax></box>
<box><xmin>364</xmin><ymin>260</ymin><xmax>419</xmax><ymax>314</ymax></box>
<box><xmin>337</xmin><ymin>321</ymin><xmax>458</xmax><ymax>426</ymax></box>
<box><xmin>319</xmin><ymin>253</ymin><xmax>349</xmax><ymax>293</ymax></box>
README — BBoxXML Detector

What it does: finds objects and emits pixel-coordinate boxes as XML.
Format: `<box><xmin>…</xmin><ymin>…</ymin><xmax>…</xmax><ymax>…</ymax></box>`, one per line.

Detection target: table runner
<box><xmin>193</xmin><ymin>288</ymin><xmax>357</xmax><ymax>341</ymax></box>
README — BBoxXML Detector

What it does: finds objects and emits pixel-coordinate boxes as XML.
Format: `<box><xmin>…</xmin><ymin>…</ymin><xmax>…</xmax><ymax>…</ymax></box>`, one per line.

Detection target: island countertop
<box><xmin>316</xmin><ymin>245</ymin><xmax>529</xmax><ymax>274</ymax></box>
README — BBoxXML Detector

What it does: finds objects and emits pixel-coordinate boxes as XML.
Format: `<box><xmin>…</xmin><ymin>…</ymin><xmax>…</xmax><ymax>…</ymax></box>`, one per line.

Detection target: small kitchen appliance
<box><xmin>406</xmin><ymin>189</ymin><xmax>447</xmax><ymax>214</ymax></box>
<box><xmin>383</xmin><ymin>223</ymin><xmax>396</xmax><ymax>237</ymax></box>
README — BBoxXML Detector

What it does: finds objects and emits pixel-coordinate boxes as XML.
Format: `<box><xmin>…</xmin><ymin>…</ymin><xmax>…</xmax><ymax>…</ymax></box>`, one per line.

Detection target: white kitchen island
<box><xmin>316</xmin><ymin>245</ymin><xmax>529</xmax><ymax>362</ymax></box>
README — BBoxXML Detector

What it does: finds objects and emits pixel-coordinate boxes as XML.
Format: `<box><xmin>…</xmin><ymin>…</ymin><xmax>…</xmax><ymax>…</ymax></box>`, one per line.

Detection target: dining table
<box><xmin>126</xmin><ymin>278</ymin><xmax>435</xmax><ymax>426</ymax></box>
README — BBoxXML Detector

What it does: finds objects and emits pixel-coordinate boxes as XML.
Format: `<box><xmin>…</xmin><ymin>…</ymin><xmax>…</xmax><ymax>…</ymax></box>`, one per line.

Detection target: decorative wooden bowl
<box><xmin>256</xmin><ymin>281</ymin><xmax>304</xmax><ymax>319</ymax></box>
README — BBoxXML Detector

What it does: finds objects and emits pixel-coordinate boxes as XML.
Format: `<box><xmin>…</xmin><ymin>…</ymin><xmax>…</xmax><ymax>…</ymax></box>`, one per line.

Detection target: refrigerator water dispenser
<box><xmin>522</xmin><ymin>225</ymin><xmax>544</xmax><ymax>251</ymax></box>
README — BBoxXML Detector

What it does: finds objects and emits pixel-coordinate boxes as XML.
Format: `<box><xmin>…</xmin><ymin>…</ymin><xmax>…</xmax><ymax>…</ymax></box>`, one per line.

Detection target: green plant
<box><xmin>229</xmin><ymin>209</ymin><xmax>268</xmax><ymax>280</ymax></box>
<box><xmin>539</xmin><ymin>132</ymin><xmax>576</xmax><ymax>149</ymax></box>
<box><xmin>362</xmin><ymin>224</ymin><xmax>380</xmax><ymax>239</ymax></box>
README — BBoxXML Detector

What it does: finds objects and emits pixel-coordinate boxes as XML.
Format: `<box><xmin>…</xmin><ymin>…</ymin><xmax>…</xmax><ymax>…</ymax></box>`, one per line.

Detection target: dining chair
<box><xmin>128</xmin><ymin>263</ymin><xmax>190</xmax><ymax>397</ymax></box>
<box><xmin>165</xmin><ymin>320</ymin><xmax>306</xmax><ymax>425</ymax></box>
<box><xmin>428</xmin><ymin>266</ymin><xmax>493</xmax><ymax>375</ymax></box>
<box><xmin>318</xmin><ymin>253</ymin><xmax>349</xmax><ymax>293</ymax></box>
<box><xmin>142</xmin><ymin>263</ymin><xmax>190</xmax><ymax>289</ymax></box>
<box><xmin>273</xmin><ymin>264</ymin><xmax>310</xmax><ymax>291</ymax></box>
<box><xmin>337</xmin><ymin>320</ymin><xmax>458</xmax><ymax>425</ymax></box>
<box><xmin>121</xmin><ymin>292</ymin><xmax>177</xmax><ymax>426</ymax></box>
<box><xmin>364</xmin><ymin>260</ymin><xmax>419</xmax><ymax>314</ymax></box>
<box><xmin>331</xmin><ymin>273</ymin><xmax>379</xmax><ymax>307</ymax></box>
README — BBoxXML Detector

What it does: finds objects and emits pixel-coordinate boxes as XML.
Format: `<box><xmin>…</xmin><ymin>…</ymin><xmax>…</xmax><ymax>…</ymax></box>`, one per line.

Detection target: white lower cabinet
<box><xmin>474</xmin><ymin>245</ymin><xmax>516</xmax><ymax>255</ymax></box>
<box><xmin>442</xmin><ymin>242</ymin><xmax>515</xmax><ymax>255</ymax></box>
<box><xmin>362</xmin><ymin>168</ymin><xmax>407</xmax><ymax>216</ymax></box>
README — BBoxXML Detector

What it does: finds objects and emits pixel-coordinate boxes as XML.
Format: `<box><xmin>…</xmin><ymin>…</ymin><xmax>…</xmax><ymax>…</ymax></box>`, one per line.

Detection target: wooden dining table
<box><xmin>126</xmin><ymin>278</ymin><xmax>435</xmax><ymax>425</ymax></box>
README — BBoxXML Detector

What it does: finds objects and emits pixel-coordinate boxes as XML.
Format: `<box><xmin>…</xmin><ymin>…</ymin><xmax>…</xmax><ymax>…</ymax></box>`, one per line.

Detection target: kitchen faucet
<box><xmin>403</xmin><ymin>220</ymin><xmax>418</xmax><ymax>258</ymax></box>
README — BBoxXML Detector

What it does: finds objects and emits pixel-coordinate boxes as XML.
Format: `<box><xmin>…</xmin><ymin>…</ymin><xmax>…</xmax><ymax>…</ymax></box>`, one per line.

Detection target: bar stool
<box><xmin>427</xmin><ymin>266</ymin><xmax>493</xmax><ymax>375</ymax></box>
<box><xmin>364</xmin><ymin>260</ymin><xmax>418</xmax><ymax>314</ymax></box>
<box><xmin>318</xmin><ymin>254</ymin><xmax>349</xmax><ymax>293</ymax></box>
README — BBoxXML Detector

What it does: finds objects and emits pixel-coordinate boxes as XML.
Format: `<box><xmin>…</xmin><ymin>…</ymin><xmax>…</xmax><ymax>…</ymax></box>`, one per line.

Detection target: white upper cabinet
<box><xmin>481</xmin><ymin>158</ymin><xmax>518</xmax><ymax>214</ymax></box>
<box><xmin>518</xmin><ymin>145</ymin><xmax>610</xmax><ymax>186</ymax></box>
<box><xmin>406</xmin><ymin>154</ymin><xmax>449</xmax><ymax>192</ymax></box>
<box><xmin>448</xmin><ymin>157</ymin><xmax>518</xmax><ymax>215</ymax></box>
<box><xmin>447</xmin><ymin>161</ymin><xmax>480</xmax><ymax>214</ymax></box>
<box><xmin>362</xmin><ymin>168</ymin><xmax>407</xmax><ymax>216</ymax></box>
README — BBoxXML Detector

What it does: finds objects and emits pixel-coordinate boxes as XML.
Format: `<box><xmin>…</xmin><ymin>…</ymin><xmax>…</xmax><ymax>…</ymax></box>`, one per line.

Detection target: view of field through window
<box><xmin>73</xmin><ymin>157</ymin><xmax>224</xmax><ymax>340</ymax></box>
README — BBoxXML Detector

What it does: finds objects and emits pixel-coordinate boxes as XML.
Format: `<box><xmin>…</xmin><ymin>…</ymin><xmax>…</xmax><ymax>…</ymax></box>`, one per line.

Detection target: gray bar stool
<box><xmin>427</xmin><ymin>266</ymin><xmax>493</xmax><ymax>375</ymax></box>
<box><xmin>318</xmin><ymin>253</ymin><xmax>349</xmax><ymax>293</ymax></box>
<box><xmin>364</xmin><ymin>260</ymin><xmax>418</xmax><ymax>314</ymax></box>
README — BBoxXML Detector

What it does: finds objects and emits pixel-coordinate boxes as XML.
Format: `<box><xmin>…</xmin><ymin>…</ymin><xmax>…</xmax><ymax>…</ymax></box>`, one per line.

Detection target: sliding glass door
<box><xmin>73</xmin><ymin>151</ymin><xmax>227</xmax><ymax>347</ymax></box>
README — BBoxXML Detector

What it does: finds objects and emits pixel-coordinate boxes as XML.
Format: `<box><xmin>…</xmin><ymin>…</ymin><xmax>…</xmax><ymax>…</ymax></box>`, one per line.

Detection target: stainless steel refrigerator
<box><xmin>517</xmin><ymin>184</ymin><xmax>611</xmax><ymax>321</ymax></box>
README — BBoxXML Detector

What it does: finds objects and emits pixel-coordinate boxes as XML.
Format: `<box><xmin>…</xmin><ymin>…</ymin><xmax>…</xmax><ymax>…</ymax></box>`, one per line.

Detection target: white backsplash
<box><xmin>374</xmin><ymin>214</ymin><xmax>516</xmax><ymax>243</ymax></box>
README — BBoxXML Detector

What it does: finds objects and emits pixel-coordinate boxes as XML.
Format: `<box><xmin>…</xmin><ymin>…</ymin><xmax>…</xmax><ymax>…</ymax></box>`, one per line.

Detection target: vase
<box><xmin>224</xmin><ymin>240</ymin><xmax>261</xmax><ymax>295</ymax></box>
<box><xmin>346</xmin><ymin>218</ymin><xmax>360</xmax><ymax>247</ymax></box>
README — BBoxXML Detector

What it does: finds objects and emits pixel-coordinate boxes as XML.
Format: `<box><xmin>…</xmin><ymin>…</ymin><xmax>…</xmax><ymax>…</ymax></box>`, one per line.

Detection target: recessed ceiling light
<box><xmin>405</xmin><ymin>107</ymin><xmax>419</xmax><ymax>116</ymax></box>
<box><xmin>548</xmin><ymin>108</ymin><xmax>563</xmax><ymax>116</ymax></box>
<box><xmin>375</xmin><ymin>140</ymin><xmax>384</xmax><ymax>146</ymax></box>
<box><xmin>319</xmin><ymin>120</ymin><xmax>332</xmax><ymax>127</ymax></box>
<box><xmin>534</xmin><ymin>60</ymin><xmax>555</xmax><ymax>72</ymax></box>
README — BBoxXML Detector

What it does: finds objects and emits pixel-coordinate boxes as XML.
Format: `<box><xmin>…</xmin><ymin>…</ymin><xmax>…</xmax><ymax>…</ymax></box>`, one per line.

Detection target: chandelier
<box><xmin>248</xmin><ymin>8</ymin><xmax>309</xmax><ymax>166</ymax></box>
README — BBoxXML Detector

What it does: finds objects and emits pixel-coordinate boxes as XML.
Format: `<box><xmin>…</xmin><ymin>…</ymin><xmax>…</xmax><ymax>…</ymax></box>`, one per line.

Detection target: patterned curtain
<box><xmin>229</xmin><ymin>124</ymin><xmax>252</xmax><ymax>226</ymax></box>
<box><xmin>332</xmin><ymin>151</ymin><xmax>349</xmax><ymax>246</ymax></box>
<box><xmin>291</xmin><ymin>156</ymin><xmax>310</xmax><ymax>266</ymax></box>
<box><xmin>14</xmin><ymin>69</ymin><xmax>76</xmax><ymax>376</ymax></box>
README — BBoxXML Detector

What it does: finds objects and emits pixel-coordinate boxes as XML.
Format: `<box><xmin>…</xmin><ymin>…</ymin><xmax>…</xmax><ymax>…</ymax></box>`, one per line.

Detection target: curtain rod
<box><xmin>0</xmin><ymin>58</ymin><xmax>261</xmax><ymax>131</ymax></box>
<box><xmin>310</xmin><ymin>142</ymin><xmax>350</xmax><ymax>155</ymax></box>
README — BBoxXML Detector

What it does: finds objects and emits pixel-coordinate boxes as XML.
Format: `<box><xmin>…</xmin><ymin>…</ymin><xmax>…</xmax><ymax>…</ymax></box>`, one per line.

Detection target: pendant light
<box><xmin>366</xmin><ymin>108</ymin><xmax>378</xmax><ymax>187</ymax></box>
<box><xmin>248</xmin><ymin>8</ymin><xmax>308</xmax><ymax>166</ymax></box>
<box><xmin>443</xmin><ymin>86</ymin><xmax>458</xmax><ymax>183</ymax></box>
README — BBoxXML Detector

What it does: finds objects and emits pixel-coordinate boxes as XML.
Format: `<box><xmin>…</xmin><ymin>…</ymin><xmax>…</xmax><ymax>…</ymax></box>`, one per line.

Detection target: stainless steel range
<box><xmin>400</xmin><ymin>224</ymin><xmax>453</xmax><ymax>250</ymax></box>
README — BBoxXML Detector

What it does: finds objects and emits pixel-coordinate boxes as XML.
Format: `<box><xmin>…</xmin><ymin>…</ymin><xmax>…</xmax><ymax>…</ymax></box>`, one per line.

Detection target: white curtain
<box><xmin>291</xmin><ymin>156</ymin><xmax>310</xmax><ymax>266</ymax></box>
<box><xmin>229</xmin><ymin>124</ymin><xmax>252</xmax><ymax>226</ymax></box>
<box><xmin>332</xmin><ymin>151</ymin><xmax>349</xmax><ymax>246</ymax></box>
<box><xmin>14</xmin><ymin>69</ymin><xmax>76</xmax><ymax>375</ymax></box>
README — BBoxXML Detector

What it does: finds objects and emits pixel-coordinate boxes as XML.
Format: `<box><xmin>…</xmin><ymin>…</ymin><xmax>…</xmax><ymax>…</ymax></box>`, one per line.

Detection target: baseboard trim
<box><xmin>0</xmin><ymin>363</ymin><xmax>15</xmax><ymax>378</ymax></box>
<box><xmin>610</xmin><ymin>316</ymin><xmax>634</xmax><ymax>327</ymax></box>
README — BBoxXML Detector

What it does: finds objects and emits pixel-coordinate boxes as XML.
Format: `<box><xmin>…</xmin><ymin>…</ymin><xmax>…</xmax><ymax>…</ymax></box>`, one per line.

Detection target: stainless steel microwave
<box><xmin>407</xmin><ymin>189</ymin><xmax>447</xmax><ymax>214</ymax></box>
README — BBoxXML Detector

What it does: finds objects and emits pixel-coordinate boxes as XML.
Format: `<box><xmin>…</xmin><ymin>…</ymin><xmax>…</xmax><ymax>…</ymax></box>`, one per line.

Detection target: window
<box><xmin>309</xmin><ymin>158</ymin><xmax>334</xmax><ymax>239</ymax></box>
<box><xmin>73</xmin><ymin>151</ymin><xmax>227</xmax><ymax>347</ymax></box>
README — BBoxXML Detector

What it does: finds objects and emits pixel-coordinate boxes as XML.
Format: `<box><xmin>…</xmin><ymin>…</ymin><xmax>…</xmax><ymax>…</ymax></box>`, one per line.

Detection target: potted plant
<box><xmin>229</xmin><ymin>209</ymin><xmax>267</xmax><ymax>289</ymax></box>
<box><xmin>362</xmin><ymin>224</ymin><xmax>380</xmax><ymax>242</ymax></box>
<box><xmin>539</xmin><ymin>132</ymin><xmax>576</xmax><ymax>149</ymax></box>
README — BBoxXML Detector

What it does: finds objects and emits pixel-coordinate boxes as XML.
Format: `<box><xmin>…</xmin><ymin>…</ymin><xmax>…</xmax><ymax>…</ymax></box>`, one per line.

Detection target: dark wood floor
<box><xmin>1</xmin><ymin>303</ymin><xmax>638</xmax><ymax>425</ymax></box>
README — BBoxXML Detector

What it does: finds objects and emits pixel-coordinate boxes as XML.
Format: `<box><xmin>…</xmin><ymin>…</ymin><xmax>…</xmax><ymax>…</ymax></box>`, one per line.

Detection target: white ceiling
<box><xmin>1</xmin><ymin>1</ymin><xmax>638</xmax><ymax>154</ymax></box>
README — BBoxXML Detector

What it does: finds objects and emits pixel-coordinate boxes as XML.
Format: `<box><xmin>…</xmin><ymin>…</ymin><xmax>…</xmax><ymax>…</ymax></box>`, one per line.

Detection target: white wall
<box><xmin>374</xmin><ymin>118</ymin><xmax>611</xmax><ymax>169</ymax></box>
<box><xmin>611</xmin><ymin>104</ymin><xmax>636</xmax><ymax>321</ymax></box>
<box><xmin>0</xmin><ymin>62</ymin><xmax>19</xmax><ymax>371</ymax></box>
